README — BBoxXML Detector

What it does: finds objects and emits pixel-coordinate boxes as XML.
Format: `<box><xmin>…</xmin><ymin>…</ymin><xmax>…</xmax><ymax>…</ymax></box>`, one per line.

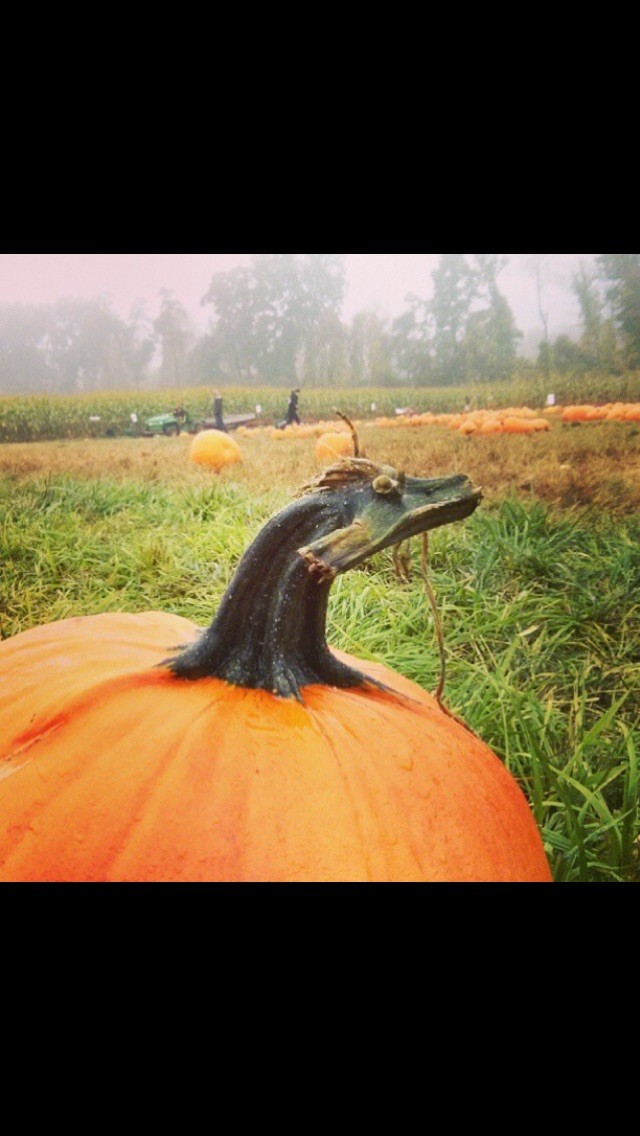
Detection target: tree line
<box><xmin>1</xmin><ymin>254</ymin><xmax>639</xmax><ymax>395</ymax></box>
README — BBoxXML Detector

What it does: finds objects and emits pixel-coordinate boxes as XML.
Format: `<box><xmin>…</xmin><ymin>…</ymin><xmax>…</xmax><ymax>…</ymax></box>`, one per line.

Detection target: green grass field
<box><xmin>1</xmin><ymin>416</ymin><xmax>639</xmax><ymax>882</ymax></box>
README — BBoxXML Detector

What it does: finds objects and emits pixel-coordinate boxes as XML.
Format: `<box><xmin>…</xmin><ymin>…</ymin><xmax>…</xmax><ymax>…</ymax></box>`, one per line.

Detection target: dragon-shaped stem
<box><xmin>165</xmin><ymin>458</ymin><xmax>482</xmax><ymax>699</ymax></box>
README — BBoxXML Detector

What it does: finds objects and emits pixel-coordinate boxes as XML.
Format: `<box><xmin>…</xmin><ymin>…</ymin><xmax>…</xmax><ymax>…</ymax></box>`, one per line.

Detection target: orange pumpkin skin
<box><xmin>501</xmin><ymin>417</ymin><xmax>535</xmax><ymax>435</ymax></box>
<box><xmin>315</xmin><ymin>432</ymin><xmax>355</xmax><ymax>462</ymax></box>
<box><xmin>189</xmin><ymin>429</ymin><xmax>242</xmax><ymax>471</ymax></box>
<box><xmin>0</xmin><ymin>611</ymin><xmax>551</xmax><ymax>883</ymax></box>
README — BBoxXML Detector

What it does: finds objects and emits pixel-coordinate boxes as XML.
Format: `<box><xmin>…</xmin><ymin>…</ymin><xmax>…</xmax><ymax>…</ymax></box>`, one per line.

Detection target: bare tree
<box><xmin>524</xmin><ymin>254</ymin><xmax>555</xmax><ymax>381</ymax></box>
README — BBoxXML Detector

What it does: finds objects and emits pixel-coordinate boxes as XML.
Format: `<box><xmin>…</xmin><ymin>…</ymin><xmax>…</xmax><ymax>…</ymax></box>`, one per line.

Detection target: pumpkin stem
<box><xmin>332</xmin><ymin>408</ymin><xmax>361</xmax><ymax>456</ymax></box>
<box><xmin>165</xmin><ymin>460</ymin><xmax>482</xmax><ymax>698</ymax></box>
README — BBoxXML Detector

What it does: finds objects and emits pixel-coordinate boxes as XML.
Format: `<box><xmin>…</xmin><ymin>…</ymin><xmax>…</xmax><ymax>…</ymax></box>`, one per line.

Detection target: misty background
<box><xmin>0</xmin><ymin>253</ymin><xmax>635</xmax><ymax>395</ymax></box>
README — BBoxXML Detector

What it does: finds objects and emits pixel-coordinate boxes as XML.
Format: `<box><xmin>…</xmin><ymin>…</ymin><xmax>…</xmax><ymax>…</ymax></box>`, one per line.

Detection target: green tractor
<box><xmin>142</xmin><ymin>407</ymin><xmax>192</xmax><ymax>437</ymax></box>
<box><xmin>141</xmin><ymin>406</ymin><xmax>256</xmax><ymax>437</ymax></box>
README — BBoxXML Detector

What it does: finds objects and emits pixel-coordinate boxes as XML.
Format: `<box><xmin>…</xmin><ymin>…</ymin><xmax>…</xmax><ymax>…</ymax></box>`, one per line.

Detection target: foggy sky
<box><xmin>0</xmin><ymin>253</ymin><xmax>594</xmax><ymax>345</ymax></box>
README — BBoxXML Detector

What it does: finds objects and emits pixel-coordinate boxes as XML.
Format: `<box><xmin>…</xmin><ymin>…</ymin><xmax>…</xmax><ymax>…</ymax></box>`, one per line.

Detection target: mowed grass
<box><xmin>1</xmin><ymin>421</ymin><xmax>639</xmax><ymax>883</ymax></box>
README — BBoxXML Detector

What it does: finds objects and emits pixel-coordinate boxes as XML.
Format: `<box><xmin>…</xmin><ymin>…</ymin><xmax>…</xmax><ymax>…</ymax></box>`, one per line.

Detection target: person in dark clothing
<box><xmin>212</xmin><ymin>389</ymin><xmax>227</xmax><ymax>432</ymax></box>
<box><xmin>285</xmin><ymin>388</ymin><xmax>301</xmax><ymax>425</ymax></box>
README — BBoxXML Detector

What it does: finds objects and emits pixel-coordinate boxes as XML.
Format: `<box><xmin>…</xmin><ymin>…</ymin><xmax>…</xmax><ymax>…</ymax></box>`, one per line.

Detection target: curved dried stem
<box><xmin>332</xmin><ymin>408</ymin><xmax>361</xmax><ymax>457</ymax></box>
<box><xmin>420</xmin><ymin>533</ymin><xmax>481</xmax><ymax>737</ymax></box>
<box><xmin>392</xmin><ymin>539</ymin><xmax>412</xmax><ymax>582</ymax></box>
<box><xmin>420</xmin><ymin>533</ymin><xmax>446</xmax><ymax>702</ymax></box>
<box><xmin>295</xmin><ymin>456</ymin><xmax>382</xmax><ymax>497</ymax></box>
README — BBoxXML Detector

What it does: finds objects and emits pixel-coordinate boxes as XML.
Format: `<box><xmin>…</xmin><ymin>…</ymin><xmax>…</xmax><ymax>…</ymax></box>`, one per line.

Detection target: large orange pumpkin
<box><xmin>0</xmin><ymin>458</ymin><xmax>552</xmax><ymax>883</ymax></box>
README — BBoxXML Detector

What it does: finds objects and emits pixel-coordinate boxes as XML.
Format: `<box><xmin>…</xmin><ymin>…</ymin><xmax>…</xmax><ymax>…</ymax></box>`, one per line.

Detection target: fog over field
<box><xmin>0</xmin><ymin>252</ymin><xmax>593</xmax><ymax>353</ymax></box>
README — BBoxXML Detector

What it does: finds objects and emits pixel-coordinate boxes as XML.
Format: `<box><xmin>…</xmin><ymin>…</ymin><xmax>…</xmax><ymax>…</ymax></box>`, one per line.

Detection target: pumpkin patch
<box><xmin>0</xmin><ymin>455</ymin><xmax>552</xmax><ymax>883</ymax></box>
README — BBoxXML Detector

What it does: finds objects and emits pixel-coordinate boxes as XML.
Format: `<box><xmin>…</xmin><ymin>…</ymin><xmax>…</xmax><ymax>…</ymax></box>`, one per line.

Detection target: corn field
<box><xmin>2</xmin><ymin>372</ymin><xmax>640</xmax><ymax>443</ymax></box>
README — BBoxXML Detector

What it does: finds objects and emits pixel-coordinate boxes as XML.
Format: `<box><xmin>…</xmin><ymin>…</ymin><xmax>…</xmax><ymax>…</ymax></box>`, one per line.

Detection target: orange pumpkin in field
<box><xmin>475</xmin><ymin>420</ymin><xmax>503</xmax><ymax>435</ymax></box>
<box><xmin>189</xmin><ymin>429</ymin><xmax>242</xmax><ymax>471</ymax></box>
<box><xmin>561</xmin><ymin>406</ymin><xmax>589</xmax><ymax>422</ymax></box>
<box><xmin>315</xmin><ymin>431</ymin><xmax>355</xmax><ymax>462</ymax></box>
<box><xmin>0</xmin><ymin>458</ymin><xmax>552</xmax><ymax>883</ymax></box>
<box><xmin>501</xmin><ymin>416</ymin><xmax>536</xmax><ymax>434</ymax></box>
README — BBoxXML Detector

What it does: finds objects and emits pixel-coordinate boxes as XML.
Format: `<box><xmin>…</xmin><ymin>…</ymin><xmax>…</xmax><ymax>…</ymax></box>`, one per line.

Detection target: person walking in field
<box><xmin>212</xmin><ymin>390</ymin><xmax>227</xmax><ymax>432</ymax></box>
<box><xmin>285</xmin><ymin>388</ymin><xmax>301</xmax><ymax>425</ymax></box>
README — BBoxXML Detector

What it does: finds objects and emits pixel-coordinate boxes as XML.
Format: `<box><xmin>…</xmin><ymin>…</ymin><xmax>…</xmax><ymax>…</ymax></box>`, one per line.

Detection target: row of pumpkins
<box><xmin>190</xmin><ymin>400</ymin><xmax>640</xmax><ymax>471</ymax></box>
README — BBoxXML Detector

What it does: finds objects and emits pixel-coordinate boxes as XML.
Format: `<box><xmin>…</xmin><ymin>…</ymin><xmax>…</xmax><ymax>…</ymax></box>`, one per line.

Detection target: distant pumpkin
<box><xmin>501</xmin><ymin>417</ymin><xmax>536</xmax><ymax>434</ymax></box>
<box><xmin>189</xmin><ymin>429</ymin><xmax>242</xmax><ymax>471</ymax></box>
<box><xmin>315</xmin><ymin>432</ymin><xmax>355</xmax><ymax>462</ymax></box>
